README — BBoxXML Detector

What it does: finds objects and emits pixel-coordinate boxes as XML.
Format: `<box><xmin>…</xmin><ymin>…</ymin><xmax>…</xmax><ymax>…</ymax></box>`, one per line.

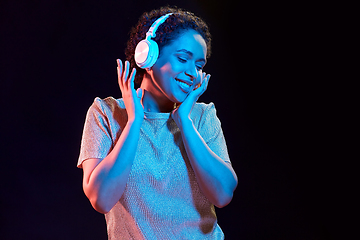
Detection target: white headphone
<box><xmin>134</xmin><ymin>13</ymin><xmax>173</xmax><ymax>69</ymax></box>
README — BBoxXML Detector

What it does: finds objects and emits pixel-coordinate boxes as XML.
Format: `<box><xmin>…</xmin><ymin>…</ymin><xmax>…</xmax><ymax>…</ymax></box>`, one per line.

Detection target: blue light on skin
<box><xmin>82</xmin><ymin>29</ymin><xmax>237</xmax><ymax>214</ymax></box>
<box><xmin>140</xmin><ymin>29</ymin><xmax>207</xmax><ymax>113</ymax></box>
<box><xmin>139</xmin><ymin>29</ymin><xmax>237</xmax><ymax>208</ymax></box>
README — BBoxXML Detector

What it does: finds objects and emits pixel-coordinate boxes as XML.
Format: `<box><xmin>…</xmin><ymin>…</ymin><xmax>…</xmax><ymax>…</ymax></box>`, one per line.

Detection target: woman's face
<box><xmin>149</xmin><ymin>29</ymin><xmax>207</xmax><ymax>104</ymax></box>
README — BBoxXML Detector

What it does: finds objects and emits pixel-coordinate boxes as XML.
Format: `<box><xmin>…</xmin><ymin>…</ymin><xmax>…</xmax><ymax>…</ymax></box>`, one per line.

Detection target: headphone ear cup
<box><xmin>147</xmin><ymin>39</ymin><xmax>159</xmax><ymax>69</ymax></box>
<box><xmin>134</xmin><ymin>39</ymin><xmax>159</xmax><ymax>69</ymax></box>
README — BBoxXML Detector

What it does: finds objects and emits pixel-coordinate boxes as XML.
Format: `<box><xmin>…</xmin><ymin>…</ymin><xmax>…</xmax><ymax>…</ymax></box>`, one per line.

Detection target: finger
<box><xmin>117</xmin><ymin>59</ymin><xmax>123</xmax><ymax>89</ymax></box>
<box><xmin>194</xmin><ymin>72</ymin><xmax>205</xmax><ymax>90</ymax></box>
<box><xmin>200</xmin><ymin>74</ymin><xmax>211</xmax><ymax>94</ymax></box>
<box><xmin>193</xmin><ymin>74</ymin><xmax>210</xmax><ymax>100</ymax></box>
<box><xmin>128</xmin><ymin>67</ymin><xmax>136</xmax><ymax>90</ymax></box>
<box><xmin>201</xmin><ymin>72</ymin><xmax>206</xmax><ymax>84</ymax></box>
<box><xmin>194</xmin><ymin>72</ymin><xmax>206</xmax><ymax>91</ymax></box>
<box><xmin>123</xmin><ymin>61</ymin><xmax>130</xmax><ymax>84</ymax></box>
<box><xmin>136</xmin><ymin>88</ymin><xmax>143</xmax><ymax>98</ymax></box>
<box><xmin>136</xmin><ymin>88</ymin><xmax>144</xmax><ymax>108</ymax></box>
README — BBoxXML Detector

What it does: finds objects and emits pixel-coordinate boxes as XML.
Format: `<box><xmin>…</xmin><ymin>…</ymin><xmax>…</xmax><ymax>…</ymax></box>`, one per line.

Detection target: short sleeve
<box><xmin>77</xmin><ymin>98</ymin><xmax>114</xmax><ymax>168</ymax></box>
<box><xmin>197</xmin><ymin>103</ymin><xmax>231</xmax><ymax>163</ymax></box>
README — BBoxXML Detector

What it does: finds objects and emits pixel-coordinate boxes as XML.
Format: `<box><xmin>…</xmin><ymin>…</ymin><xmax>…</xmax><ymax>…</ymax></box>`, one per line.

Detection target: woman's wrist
<box><xmin>127</xmin><ymin>116</ymin><xmax>143</xmax><ymax>128</ymax></box>
<box><xmin>176</xmin><ymin>115</ymin><xmax>193</xmax><ymax>132</ymax></box>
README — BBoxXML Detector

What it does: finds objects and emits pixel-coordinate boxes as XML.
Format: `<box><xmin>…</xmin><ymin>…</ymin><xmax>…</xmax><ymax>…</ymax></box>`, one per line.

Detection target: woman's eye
<box><xmin>177</xmin><ymin>57</ymin><xmax>187</xmax><ymax>63</ymax></box>
<box><xmin>177</xmin><ymin>56</ymin><xmax>203</xmax><ymax>71</ymax></box>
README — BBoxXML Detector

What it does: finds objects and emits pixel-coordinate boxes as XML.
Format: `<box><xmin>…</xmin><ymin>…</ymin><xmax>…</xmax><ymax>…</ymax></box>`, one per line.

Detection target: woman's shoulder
<box><xmin>192</xmin><ymin>102</ymin><xmax>216</xmax><ymax>116</ymax></box>
<box><xmin>90</xmin><ymin>96</ymin><xmax>125</xmax><ymax>112</ymax></box>
<box><xmin>87</xmin><ymin>97</ymin><xmax>127</xmax><ymax>123</ymax></box>
<box><xmin>190</xmin><ymin>102</ymin><xmax>218</xmax><ymax>125</ymax></box>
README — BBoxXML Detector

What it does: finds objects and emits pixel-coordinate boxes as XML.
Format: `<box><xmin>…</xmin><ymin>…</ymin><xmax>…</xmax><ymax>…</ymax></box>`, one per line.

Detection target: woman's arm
<box><xmin>82</xmin><ymin>60</ymin><xmax>144</xmax><ymax>213</ymax></box>
<box><xmin>82</xmin><ymin>119</ymin><xmax>141</xmax><ymax>213</ymax></box>
<box><xmin>177</xmin><ymin>116</ymin><xmax>238</xmax><ymax>208</ymax></box>
<box><xmin>172</xmin><ymin>73</ymin><xmax>238</xmax><ymax>208</ymax></box>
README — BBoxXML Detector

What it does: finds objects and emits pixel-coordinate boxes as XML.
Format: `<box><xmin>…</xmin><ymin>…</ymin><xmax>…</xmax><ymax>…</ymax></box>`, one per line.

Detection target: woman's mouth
<box><xmin>175</xmin><ymin>78</ymin><xmax>192</xmax><ymax>93</ymax></box>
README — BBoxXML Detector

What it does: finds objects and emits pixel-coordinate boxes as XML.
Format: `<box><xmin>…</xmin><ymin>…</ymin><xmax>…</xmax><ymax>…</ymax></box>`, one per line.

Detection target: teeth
<box><xmin>176</xmin><ymin>79</ymin><xmax>191</xmax><ymax>90</ymax></box>
<box><xmin>178</xmin><ymin>81</ymin><xmax>189</xmax><ymax>87</ymax></box>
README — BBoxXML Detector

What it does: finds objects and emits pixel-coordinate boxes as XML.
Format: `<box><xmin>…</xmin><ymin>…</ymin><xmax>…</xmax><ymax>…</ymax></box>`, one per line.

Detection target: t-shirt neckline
<box><xmin>144</xmin><ymin>111</ymin><xmax>171</xmax><ymax>120</ymax></box>
<box><xmin>117</xmin><ymin>98</ymin><xmax>171</xmax><ymax>120</ymax></box>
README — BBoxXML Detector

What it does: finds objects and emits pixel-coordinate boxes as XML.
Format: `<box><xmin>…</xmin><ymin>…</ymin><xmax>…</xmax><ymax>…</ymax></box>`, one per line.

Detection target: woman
<box><xmin>78</xmin><ymin>6</ymin><xmax>237</xmax><ymax>239</ymax></box>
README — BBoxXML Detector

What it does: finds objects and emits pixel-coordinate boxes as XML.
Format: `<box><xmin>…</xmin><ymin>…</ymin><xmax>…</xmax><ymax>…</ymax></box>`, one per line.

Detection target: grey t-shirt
<box><xmin>78</xmin><ymin>97</ymin><xmax>230</xmax><ymax>239</ymax></box>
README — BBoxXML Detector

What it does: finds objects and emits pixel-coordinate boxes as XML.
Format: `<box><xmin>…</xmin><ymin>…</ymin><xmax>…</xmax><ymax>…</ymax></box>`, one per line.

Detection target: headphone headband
<box><xmin>134</xmin><ymin>13</ymin><xmax>173</xmax><ymax>69</ymax></box>
<box><xmin>146</xmin><ymin>13</ymin><xmax>173</xmax><ymax>39</ymax></box>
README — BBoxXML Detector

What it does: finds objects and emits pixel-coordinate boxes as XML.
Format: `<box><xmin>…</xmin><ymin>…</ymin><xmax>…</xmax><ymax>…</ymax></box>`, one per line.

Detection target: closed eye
<box><xmin>177</xmin><ymin>57</ymin><xmax>187</xmax><ymax>63</ymax></box>
<box><xmin>177</xmin><ymin>55</ymin><xmax>204</xmax><ymax>71</ymax></box>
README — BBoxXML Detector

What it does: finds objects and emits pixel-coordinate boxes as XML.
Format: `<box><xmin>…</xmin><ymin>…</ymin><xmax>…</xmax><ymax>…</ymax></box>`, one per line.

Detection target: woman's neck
<box><xmin>140</xmin><ymin>76</ymin><xmax>175</xmax><ymax>113</ymax></box>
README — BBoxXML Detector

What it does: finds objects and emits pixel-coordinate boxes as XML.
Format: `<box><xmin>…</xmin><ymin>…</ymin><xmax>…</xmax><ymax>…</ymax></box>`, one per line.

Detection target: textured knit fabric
<box><xmin>78</xmin><ymin>97</ymin><xmax>231</xmax><ymax>240</ymax></box>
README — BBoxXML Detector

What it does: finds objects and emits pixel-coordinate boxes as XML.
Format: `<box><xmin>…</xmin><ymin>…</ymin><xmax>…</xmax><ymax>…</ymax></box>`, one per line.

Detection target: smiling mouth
<box><xmin>175</xmin><ymin>78</ymin><xmax>193</xmax><ymax>92</ymax></box>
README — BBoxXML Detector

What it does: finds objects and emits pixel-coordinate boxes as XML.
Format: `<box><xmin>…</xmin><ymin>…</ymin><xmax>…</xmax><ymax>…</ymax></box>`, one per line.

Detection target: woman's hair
<box><xmin>125</xmin><ymin>6</ymin><xmax>212</xmax><ymax>85</ymax></box>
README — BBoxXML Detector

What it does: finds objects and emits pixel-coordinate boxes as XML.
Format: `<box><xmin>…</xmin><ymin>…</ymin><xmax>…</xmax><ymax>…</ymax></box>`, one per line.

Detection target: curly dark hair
<box><xmin>125</xmin><ymin>6</ymin><xmax>212</xmax><ymax>85</ymax></box>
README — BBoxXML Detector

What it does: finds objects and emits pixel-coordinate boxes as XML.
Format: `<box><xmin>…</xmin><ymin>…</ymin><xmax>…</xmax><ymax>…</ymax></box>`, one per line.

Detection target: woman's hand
<box><xmin>82</xmin><ymin>60</ymin><xmax>145</xmax><ymax>213</ymax></box>
<box><xmin>117</xmin><ymin>59</ymin><xmax>144</xmax><ymax>123</ymax></box>
<box><xmin>172</xmin><ymin>72</ymin><xmax>237</xmax><ymax>207</ymax></box>
<box><xmin>172</xmin><ymin>72</ymin><xmax>211</xmax><ymax>128</ymax></box>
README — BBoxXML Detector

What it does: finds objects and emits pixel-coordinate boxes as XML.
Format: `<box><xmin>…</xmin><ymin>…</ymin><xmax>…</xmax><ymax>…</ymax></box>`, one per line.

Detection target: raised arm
<box><xmin>172</xmin><ymin>73</ymin><xmax>238</xmax><ymax>208</ymax></box>
<box><xmin>82</xmin><ymin>60</ymin><xmax>144</xmax><ymax>213</ymax></box>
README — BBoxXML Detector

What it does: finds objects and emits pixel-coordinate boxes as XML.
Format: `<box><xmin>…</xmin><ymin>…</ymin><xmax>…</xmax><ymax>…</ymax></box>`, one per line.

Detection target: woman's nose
<box><xmin>185</xmin><ymin>65</ymin><xmax>198</xmax><ymax>80</ymax></box>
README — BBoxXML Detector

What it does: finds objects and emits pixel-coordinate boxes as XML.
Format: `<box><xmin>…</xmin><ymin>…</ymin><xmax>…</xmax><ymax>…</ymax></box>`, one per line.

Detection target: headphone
<box><xmin>134</xmin><ymin>13</ymin><xmax>173</xmax><ymax>69</ymax></box>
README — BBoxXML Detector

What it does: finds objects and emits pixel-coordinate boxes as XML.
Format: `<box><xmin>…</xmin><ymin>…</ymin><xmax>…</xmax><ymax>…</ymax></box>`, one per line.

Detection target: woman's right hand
<box><xmin>117</xmin><ymin>59</ymin><xmax>144</xmax><ymax>124</ymax></box>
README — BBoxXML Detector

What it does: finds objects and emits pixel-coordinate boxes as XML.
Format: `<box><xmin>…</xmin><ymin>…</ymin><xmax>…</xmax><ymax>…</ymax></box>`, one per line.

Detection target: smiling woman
<box><xmin>125</xmin><ymin>6</ymin><xmax>212</xmax><ymax>86</ymax></box>
<box><xmin>143</xmin><ymin>29</ymin><xmax>208</xmax><ymax>110</ymax></box>
<box><xmin>77</xmin><ymin>6</ymin><xmax>237</xmax><ymax>240</ymax></box>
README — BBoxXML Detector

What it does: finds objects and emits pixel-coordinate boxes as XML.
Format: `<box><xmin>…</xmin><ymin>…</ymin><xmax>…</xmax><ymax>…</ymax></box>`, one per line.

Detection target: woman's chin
<box><xmin>172</xmin><ymin>93</ymin><xmax>187</xmax><ymax>105</ymax></box>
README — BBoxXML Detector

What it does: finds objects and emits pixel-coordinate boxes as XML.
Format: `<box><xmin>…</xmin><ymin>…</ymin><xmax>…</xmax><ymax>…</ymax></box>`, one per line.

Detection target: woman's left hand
<box><xmin>172</xmin><ymin>72</ymin><xmax>211</xmax><ymax>128</ymax></box>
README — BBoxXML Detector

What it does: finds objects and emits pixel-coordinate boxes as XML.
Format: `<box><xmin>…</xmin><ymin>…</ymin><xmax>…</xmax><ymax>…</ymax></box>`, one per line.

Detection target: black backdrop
<box><xmin>1</xmin><ymin>0</ymin><xmax>334</xmax><ymax>239</ymax></box>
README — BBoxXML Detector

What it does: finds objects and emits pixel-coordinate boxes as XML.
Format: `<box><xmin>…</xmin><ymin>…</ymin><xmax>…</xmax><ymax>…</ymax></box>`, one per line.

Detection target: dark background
<box><xmin>1</xmin><ymin>0</ymin><xmax>336</xmax><ymax>239</ymax></box>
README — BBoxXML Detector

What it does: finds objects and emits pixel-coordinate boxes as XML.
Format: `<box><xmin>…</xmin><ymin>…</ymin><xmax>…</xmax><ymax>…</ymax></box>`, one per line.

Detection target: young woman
<box><xmin>77</xmin><ymin>6</ymin><xmax>237</xmax><ymax>239</ymax></box>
